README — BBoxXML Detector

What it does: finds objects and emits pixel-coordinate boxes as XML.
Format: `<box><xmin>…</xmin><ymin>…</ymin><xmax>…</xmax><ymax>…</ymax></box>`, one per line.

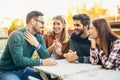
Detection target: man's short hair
<box><xmin>26</xmin><ymin>11</ymin><xmax>44</xmax><ymax>24</ymax></box>
<box><xmin>72</xmin><ymin>14</ymin><xmax>90</xmax><ymax>29</ymax></box>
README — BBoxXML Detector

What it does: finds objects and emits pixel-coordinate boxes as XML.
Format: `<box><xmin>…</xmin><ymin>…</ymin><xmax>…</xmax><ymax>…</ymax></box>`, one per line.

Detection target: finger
<box><xmin>53</xmin><ymin>61</ymin><xmax>57</xmax><ymax>65</ymax></box>
<box><xmin>49</xmin><ymin>59</ymin><xmax>57</xmax><ymax>66</ymax></box>
<box><xmin>52</xmin><ymin>63</ymin><xmax>57</xmax><ymax>66</ymax></box>
<box><xmin>67</xmin><ymin>53</ymin><xmax>73</xmax><ymax>58</ymax></box>
<box><xmin>24</xmin><ymin>36</ymin><xmax>28</xmax><ymax>41</ymax></box>
<box><xmin>66</xmin><ymin>57</ymin><xmax>73</xmax><ymax>62</ymax></box>
<box><xmin>66</xmin><ymin>57</ymin><xmax>70</xmax><ymax>61</ymax></box>
<box><xmin>24</xmin><ymin>37</ymin><xmax>31</xmax><ymax>44</ymax></box>
<box><xmin>24</xmin><ymin>32</ymin><xmax>28</xmax><ymax>36</ymax></box>
<box><xmin>24</xmin><ymin>34</ymin><xmax>31</xmax><ymax>41</ymax></box>
<box><xmin>69</xmin><ymin>50</ymin><xmax>74</xmax><ymax>53</ymax></box>
<box><xmin>63</xmin><ymin>54</ymin><xmax>67</xmax><ymax>57</ymax></box>
<box><xmin>24</xmin><ymin>31</ymin><xmax>31</xmax><ymax>36</ymax></box>
<box><xmin>25</xmin><ymin>31</ymin><xmax>32</xmax><ymax>35</ymax></box>
<box><xmin>67</xmin><ymin>51</ymin><xmax>74</xmax><ymax>56</ymax></box>
<box><xmin>53</xmin><ymin>40</ymin><xmax>57</xmax><ymax>44</ymax></box>
<box><xmin>24</xmin><ymin>31</ymin><xmax>33</xmax><ymax>38</ymax></box>
<box><xmin>24</xmin><ymin>32</ymin><xmax>31</xmax><ymax>39</ymax></box>
<box><xmin>73</xmin><ymin>51</ymin><xmax>77</xmax><ymax>54</ymax></box>
<box><xmin>68</xmin><ymin>50</ymin><xmax>72</xmax><ymax>52</ymax></box>
<box><xmin>65</xmin><ymin>53</ymin><xmax>72</xmax><ymax>58</ymax></box>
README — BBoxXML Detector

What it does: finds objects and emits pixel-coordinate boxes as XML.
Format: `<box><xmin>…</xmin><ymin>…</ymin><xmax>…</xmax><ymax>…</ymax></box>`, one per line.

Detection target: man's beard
<box><xmin>74</xmin><ymin>29</ymin><xmax>84</xmax><ymax>36</ymax></box>
<box><xmin>33</xmin><ymin>26</ymin><xmax>41</xmax><ymax>34</ymax></box>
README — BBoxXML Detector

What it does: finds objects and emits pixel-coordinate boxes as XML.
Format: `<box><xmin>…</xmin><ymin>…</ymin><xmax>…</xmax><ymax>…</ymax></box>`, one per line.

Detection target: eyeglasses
<box><xmin>34</xmin><ymin>19</ymin><xmax>44</xmax><ymax>25</ymax></box>
<box><xmin>74</xmin><ymin>24</ymin><xmax>80</xmax><ymax>27</ymax></box>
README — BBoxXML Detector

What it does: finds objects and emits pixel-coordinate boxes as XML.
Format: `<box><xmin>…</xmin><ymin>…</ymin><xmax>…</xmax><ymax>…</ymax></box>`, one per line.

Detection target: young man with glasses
<box><xmin>64</xmin><ymin>14</ymin><xmax>91</xmax><ymax>63</ymax></box>
<box><xmin>0</xmin><ymin>11</ymin><xmax>57</xmax><ymax>80</ymax></box>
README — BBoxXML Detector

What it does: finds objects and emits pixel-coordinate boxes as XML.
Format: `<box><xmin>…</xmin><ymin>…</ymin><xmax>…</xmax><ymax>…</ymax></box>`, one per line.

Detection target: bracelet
<box><xmin>40</xmin><ymin>59</ymin><xmax>43</xmax><ymax>66</ymax></box>
<box><xmin>35</xmin><ymin>44</ymin><xmax>41</xmax><ymax>51</ymax></box>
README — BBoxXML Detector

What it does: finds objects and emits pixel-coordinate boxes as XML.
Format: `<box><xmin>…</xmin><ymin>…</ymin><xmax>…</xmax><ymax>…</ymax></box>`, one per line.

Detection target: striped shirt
<box><xmin>90</xmin><ymin>39</ymin><xmax>120</xmax><ymax>71</ymax></box>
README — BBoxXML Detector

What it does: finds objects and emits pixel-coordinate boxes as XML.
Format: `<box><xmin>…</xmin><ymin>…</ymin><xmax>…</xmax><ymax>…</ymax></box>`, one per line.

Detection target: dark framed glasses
<box><xmin>34</xmin><ymin>19</ymin><xmax>44</xmax><ymax>25</ymax></box>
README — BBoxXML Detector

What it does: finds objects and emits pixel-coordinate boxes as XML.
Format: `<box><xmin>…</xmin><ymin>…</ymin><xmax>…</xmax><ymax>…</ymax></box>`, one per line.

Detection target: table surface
<box><xmin>34</xmin><ymin>59</ymin><xmax>102</xmax><ymax>79</ymax></box>
<box><xmin>64</xmin><ymin>69</ymin><xmax>120</xmax><ymax>80</ymax></box>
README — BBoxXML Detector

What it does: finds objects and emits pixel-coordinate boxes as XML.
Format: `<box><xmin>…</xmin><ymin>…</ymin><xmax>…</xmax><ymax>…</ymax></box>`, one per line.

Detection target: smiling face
<box><xmin>52</xmin><ymin>19</ymin><xmax>64</xmax><ymax>34</ymax></box>
<box><xmin>73</xmin><ymin>20</ymin><xmax>84</xmax><ymax>35</ymax></box>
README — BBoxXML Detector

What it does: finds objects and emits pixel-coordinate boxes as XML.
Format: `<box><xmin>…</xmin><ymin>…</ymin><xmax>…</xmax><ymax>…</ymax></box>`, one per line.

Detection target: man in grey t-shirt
<box><xmin>64</xmin><ymin>14</ymin><xmax>91</xmax><ymax>63</ymax></box>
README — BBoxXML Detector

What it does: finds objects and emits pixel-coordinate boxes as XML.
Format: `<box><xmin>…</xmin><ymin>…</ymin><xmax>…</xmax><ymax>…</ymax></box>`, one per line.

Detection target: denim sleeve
<box><xmin>78</xmin><ymin>56</ymin><xmax>90</xmax><ymax>63</ymax></box>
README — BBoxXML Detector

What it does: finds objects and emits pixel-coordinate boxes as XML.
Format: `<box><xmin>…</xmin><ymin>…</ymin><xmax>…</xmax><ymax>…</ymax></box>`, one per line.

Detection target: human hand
<box><xmin>52</xmin><ymin>40</ymin><xmax>62</xmax><ymax>50</ymax></box>
<box><xmin>55</xmin><ymin>42</ymin><xmax>62</xmax><ymax>48</ymax></box>
<box><xmin>88</xmin><ymin>35</ymin><xmax>96</xmax><ymax>48</ymax></box>
<box><xmin>50</xmin><ymin>41</ymin><xmax>62</xmax><ymax>56</ymax></box>
<box><xmin>24</xmin><ymin>31</ymin><xmax>39</xmax><ymax>47</ymax></box>
<box><xmin>54</xmin><ymin>42</ymin><xmax>62</xmax><ymax>52</ymax></box>
<box><xmin>42</xmin><ymin>58</ymin><xmax>57</xmax><ymax>66</ymax></box>
<box><xmin>64</xmin><ymin>50</ymin><xmax>78</xmax><ymax>62</ymax></box>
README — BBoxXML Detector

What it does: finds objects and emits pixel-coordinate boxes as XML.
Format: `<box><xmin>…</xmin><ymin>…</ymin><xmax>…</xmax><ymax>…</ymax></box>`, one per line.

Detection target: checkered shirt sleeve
<box><xmin>90</xmin><ymin>39</ymin><xmax>120</xmax><ymax>71</ymax></box>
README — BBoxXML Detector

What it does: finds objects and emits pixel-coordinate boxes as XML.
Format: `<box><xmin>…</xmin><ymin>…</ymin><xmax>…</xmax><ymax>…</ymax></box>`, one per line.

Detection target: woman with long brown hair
<box><xmin>43</xmin><ymin>15</ymin><xmax>69</xmax><ymax>59</ymax></box>
<box><xmin>89</xmin><ymin>18</ymin><xmax>120</xmax><ymax>71</ymax></box>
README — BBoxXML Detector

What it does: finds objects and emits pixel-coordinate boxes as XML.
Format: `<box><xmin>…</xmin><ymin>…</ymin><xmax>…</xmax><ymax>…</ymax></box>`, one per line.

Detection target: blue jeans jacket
<box><xmin>0</xmin><ymin>67</ymin><xmax>57</xmax><ymax>80</ymax></box>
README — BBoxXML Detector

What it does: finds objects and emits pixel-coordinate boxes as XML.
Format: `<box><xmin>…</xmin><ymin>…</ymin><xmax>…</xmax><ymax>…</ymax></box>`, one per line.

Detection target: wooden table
<box><xmin>34</xmin><ymin>59</ymin><xmax>102</xmax><ymax>80</ymax></box>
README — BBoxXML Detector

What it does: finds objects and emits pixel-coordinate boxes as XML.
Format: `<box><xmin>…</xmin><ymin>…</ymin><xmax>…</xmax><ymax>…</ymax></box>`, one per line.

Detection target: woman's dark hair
<box><xmin>92</xmin><ymin>18</ymin><xmax>119</xmax><ymax>56</ymax></box>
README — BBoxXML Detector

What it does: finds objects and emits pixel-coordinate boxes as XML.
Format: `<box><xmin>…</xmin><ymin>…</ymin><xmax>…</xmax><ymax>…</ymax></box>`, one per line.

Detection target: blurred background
<box><xmin>0</xmin><ymin>0</ymin><xmax>120</xmax><ymax>34</ymax></box>
<box><xmin>0</xmin><ymin>0</ymin><xmax>120</xmax><ymax>56</ymax></box>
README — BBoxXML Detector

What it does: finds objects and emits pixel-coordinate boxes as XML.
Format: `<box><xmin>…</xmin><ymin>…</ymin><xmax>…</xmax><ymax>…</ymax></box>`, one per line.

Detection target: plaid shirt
<box><xmin>90</xmin><ymin>39</ymin><xmax>120</xmax><ymax>71</ymax></box>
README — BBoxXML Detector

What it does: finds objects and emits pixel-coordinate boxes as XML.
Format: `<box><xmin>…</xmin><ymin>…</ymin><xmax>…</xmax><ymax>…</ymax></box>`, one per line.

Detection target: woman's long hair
<box><xmin>52</xmin><ymin>15</ymin><xmax>69</xmax><ymax>43</ymax></box>
<box><xmin>92</xmin><ymin>18</ymin><xmax>119</xmax><ymax>56</ymax></box>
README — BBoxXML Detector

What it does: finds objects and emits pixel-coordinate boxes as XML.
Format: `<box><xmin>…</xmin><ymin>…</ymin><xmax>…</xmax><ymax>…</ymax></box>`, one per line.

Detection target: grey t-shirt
<box><xmin>69</xmin><ymin>32</ymin><xmax>91</xmax><ymax>63</ymax></box>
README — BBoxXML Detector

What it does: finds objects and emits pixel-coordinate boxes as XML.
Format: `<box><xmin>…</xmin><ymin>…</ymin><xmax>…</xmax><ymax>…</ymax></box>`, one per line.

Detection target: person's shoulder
<box><xmin>9</xmin><ymin>30</ymin><xmax>22</xmax><ymax>37</ymax></box>
<box><xmin>70</xmin><ymin>32</ymin><xmax>76</xmax><ymax>37</ymax></box>
<box><xmin>8</xmin><ymin>28</ymin><xmax>25</xmax><ymax>39</ymax></box>
<box><xmin>70</xmin><ymin>32</ymin><xmax>78</xmax><ymax>40</ymax></box>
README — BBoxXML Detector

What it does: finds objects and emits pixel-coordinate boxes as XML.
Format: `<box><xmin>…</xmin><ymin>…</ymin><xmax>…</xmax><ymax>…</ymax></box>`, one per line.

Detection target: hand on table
<box><xmin>42</xmin><ymin>58</ymin><xmax>57</xmax><ymax>66</ymax></box>
<box><xmin>64</xmin><ymin>50</ymin><xmax>78</xmax><ymax>62</ymax></box>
